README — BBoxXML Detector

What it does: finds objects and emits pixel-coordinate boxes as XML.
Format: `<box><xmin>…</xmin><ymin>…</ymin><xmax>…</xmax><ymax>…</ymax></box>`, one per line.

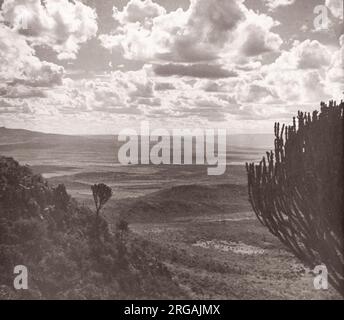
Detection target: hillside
<box><xmin>112</xmin><ymin>183</ymin><xmax>251</xmax><ymax>223</ymax></box>
<box><xmin>0</xmin><ymin>156</ymin><xmax>184</xmax><ymax>299</ymax></box>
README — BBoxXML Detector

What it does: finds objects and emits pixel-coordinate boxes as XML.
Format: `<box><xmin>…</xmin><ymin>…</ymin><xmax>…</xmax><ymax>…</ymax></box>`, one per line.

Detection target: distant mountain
<box><xmin>0</xmin><ymin>127</ymin><xmax>118</xmax><ymax>151</ymax></box>
<box><xmin>0</xmin><ymin>127</ymin><xmax>61</xmax><ymax>144</ymax></box>
<box><xmin>0</xmin><ymin>126</ymin><xmax>273</xmax><ymax>167</ymax></box>
<box><xmin>0</xmin><ymin>127</ymin><xmax>274</xmax><ymax>148</ymax></box>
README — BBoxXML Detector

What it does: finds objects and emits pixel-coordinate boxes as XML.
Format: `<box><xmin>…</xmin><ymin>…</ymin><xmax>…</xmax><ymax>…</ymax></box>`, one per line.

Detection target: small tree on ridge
<box><xmin>91</xmin><ymin>183</ymin><xmax>112</xmax><ymax>218</ymax></box>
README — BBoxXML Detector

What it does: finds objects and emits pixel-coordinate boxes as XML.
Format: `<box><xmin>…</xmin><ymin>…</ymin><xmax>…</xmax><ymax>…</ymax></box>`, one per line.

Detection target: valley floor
<box><xmin>42</xmin><ymin>165</ymin><xmax>343</xmax><ymax>300</ymax></box>
<box><xmin>127</xmin><ymin>211</ymin><xmax>340</xmax><ymax>300</ymax></box>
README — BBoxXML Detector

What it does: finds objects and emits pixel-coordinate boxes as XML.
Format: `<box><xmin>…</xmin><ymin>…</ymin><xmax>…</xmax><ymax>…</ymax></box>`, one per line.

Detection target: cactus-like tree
<box><xmin>91</xmin><ymin>183</ymin><xmax>112</xmax><ymax>218</ymax></box>
<box><xmin>246</xmin><ymin>101</ymin><xmax>343</xmax><ymax>296</ymax></box>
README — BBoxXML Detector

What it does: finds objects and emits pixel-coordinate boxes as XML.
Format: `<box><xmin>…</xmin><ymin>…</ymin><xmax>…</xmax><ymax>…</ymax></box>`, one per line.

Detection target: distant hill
<box><xmin>0</xmin><ymin>127</ymin><xmax>122</xmax><ymax>155</ymax></box>
<box><xmin>0</xmin><ymin>127</ymin><xmax>272</xmax><ymax>168</ymax></box>
<box><xmin>0</xmin><ymin>126</ymin><xmax>273</xmax><ymax>148</ymax></box>
<box><xmin>0</xmin><ymin>127</ymin><xmax>58</xmax><ymax>143</ymax></box>
<box><xmin>112</xmin><ymin>183</ymin><xmax>251</xmax><ymax>223</ymax></box>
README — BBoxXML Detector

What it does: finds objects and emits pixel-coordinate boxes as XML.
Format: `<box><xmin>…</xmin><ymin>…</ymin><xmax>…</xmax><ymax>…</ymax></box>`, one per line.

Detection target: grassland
<box><xmin>1</xmin><ymin>128</ymin><xmax>341</xmax><ymax>299</ymax></box>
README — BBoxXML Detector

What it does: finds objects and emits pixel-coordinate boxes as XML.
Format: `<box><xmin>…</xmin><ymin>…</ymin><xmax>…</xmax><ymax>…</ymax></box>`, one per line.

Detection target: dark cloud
<box><xmin>0</xmin><ymin>85</ymin><xmax>46</xmax><ymax>99</ymax></box>
<box><xmin>153</xmin><ymin>64</ymin><xmax>238</xmax><ymax>79</ymax></box>
<box><xmin>241</xmin><ymin>25</ymin><xmax>282</xmax><ymax>57</ymax></box>
<box><xmin>0</xmin><ymin>99</ymin><xmax>33</xmax><ymax>114</ymax></box>
<box><xmin>154</xmin><ymin>82</ymin><xmax>176</xmax><ymax>91</ymax></box>
<box><xmin>136</xmin><ymin>97</ymin><xmax>162</xmax><ymax>106</ymax></box>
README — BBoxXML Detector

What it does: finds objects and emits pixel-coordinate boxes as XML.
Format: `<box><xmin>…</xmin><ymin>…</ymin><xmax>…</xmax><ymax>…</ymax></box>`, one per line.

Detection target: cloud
<box><xmin>158</xmin><ymin>0</ymin><xmax>245</xmax><ymax>63</ymax></box>
<box><xmin>1</xmin><ymin>0</ymin><xmax>340</xmax><ymax>133</ymax></box>
<box><xmin>236</xmin><ymin>82</ymin><xmax>280</xmax><ymax>104</ymax></box>
<box><xmin>326</xmin><ymin>0</ymin><xmax>343</xmax><ymax>19</ymax></box>
<box><xmin>263</xmin><ymin>0</ymin><xmax>296</xmax><ymax>11</ymax></box>
<box><xmin>100</xmin><ymin>0</ymin><xmax>282</xmax><ymax>66</ymax></box>
<box><xmin>153</xmin><ymin>63</ymin><xmax>238</xmax><ymax>78</ymax></box>
<box><xmin>136</xmin><ymin>97</ymin><xmax>161</xmax><ymax>106</ymax></box>
<box><xmin>202</xmin><ymin>83</ymin><xmax>226</xmax><ymax>93</ymax></box>
<box><xmin>242</xmin><ymin>39</ymin><xmax>339</xmax><ymax>105</ymax></box>
<box><xmin>113</xmin><ymin>0</ymin><xmax>166</xmax><ymax>25</ymax></box>
<box><xmin>0</xmin><ymin>99</ymin><xmax>34</xmax><ymax>114</ymax></box>
<box><xmin>271</xmin><ymin>39</ymin><xmax>332</xmax><ymax>70</ymax></box>
<box><xmin>154</xmin><ymin>82</ymin><xmax>176</xmax><ymax>91</ymax></box>
<box><xmin>325</xmin><ymin>35</ymin><xmax>344</xmax><ymax>98</ymax></box>
<box><xmin>0</xmin><ymin>24</ymin><xmax>64</xmax><ymax>87</ymax></box>
<box><xmin>239</xmin><ymin>11</ymin><xmax>282</xmax><ymax>57</ymax></box>
<box><xmin>49</xmin><ymin>69</ymin><xmax>158</xmax><ymax>116</ymax></box>
<box><xmin>0</xmin><ymin>84</ymin><xmax>46</xmax><ymax>99</ymax></box>
<box><xmin>1</xmin><ymin>0</ymin><xmax>98</xmax><ymax>60</ymax></box>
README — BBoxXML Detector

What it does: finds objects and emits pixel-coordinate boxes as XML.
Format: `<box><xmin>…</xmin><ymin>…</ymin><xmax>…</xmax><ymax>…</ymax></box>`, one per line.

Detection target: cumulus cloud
<box><xmin>113</xmin><ymin>0</ymin><xmax>166</xmax><ymax>25</ymax></box>
<box><xmin>271</xmin><ymin>40</ymin><xmax>332</xmax><ymax>70</ymax></box>
<box><xmin>0</xmin><ymin>24</ymin><xmax>64</xmax><ymax>87</ymax></box>
<box><xmin>236</xmin><ymin>82</ymin><xmax>280</xmax><ymax>104</ymax></box>
<box><xmin>1</xmin><ymin>0</ymin><xmax>98</xmax><ymax>60</ymax></box>
<box><xmin>238</xmin><ymin>11</ymin><xmax>282</xmax><ymax>57</ymax></box>
<box><xmin>238</xmin><ymin>39</ymin><xmax>338</xmax><ymax>105</ymax></box>
<box><xmin>324</xmin><ymin>35</ymin><xmax>344</xmax><ymax>99</ymax></box>
<box><xmin>1</xmin><ymin>0</ymin><xmax>341</xmax><ymax>132</ymax></box>
<box><xmin>326</xmin><ymin>0</ymin><xmax>343</xmax><ymax>19</ymax></box>
<box><xmin>100</xmin><ymin>0</ymin><xmax>282</xmax><ymax>69</ymax></box>
<box><xmin>51</xmin><ymin>69</ymin><xmax>159</xmax><ymax>116</ymax></box>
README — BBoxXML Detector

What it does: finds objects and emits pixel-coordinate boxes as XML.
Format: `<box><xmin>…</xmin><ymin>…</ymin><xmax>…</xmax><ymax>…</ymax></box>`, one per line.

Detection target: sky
<box><xmin>0</xmin><ymin>0</ymin><xmax>343</xmax><ymax>134</ymax></box>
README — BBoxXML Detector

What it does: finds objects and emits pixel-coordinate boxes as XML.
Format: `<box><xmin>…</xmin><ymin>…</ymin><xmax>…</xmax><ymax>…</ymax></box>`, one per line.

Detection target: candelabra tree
<box><xmin>246</xmin><ymin>101</ymin><xmax>344</xmax><ymax>296</ymax></box>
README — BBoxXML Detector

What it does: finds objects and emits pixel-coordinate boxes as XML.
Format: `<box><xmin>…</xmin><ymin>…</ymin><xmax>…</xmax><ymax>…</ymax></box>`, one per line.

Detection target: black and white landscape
<box><xmin>0</xmin><ymin>0</ymin><xmax>343</xmax><ymax>300</ymax></box>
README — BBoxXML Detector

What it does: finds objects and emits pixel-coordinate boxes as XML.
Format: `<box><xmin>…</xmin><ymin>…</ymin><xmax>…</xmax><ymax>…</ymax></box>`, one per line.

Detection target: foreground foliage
<box><xmin>0</xmin><ymin>157</ymin><xmax>182</xmax><ymax>299</ymax></box>
<box><xmin>247</xmin><ymin>101</ymin><xmax>344</xmax><ymax>296</ymax></box>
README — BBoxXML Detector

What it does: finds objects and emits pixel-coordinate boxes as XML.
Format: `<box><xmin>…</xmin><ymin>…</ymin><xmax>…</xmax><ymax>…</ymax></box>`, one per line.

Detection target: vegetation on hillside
<box><xmin>0</xmin><ymin>156</ymin><xmax>183</xmax><ymax>299</ymax></box>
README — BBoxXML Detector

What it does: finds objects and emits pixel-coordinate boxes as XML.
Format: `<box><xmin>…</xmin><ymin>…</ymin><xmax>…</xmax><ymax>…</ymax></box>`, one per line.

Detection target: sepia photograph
<box><xmin>0</xmin><ymin>0</ymin><xmax>343</xmax><ymax>306</ymax></box>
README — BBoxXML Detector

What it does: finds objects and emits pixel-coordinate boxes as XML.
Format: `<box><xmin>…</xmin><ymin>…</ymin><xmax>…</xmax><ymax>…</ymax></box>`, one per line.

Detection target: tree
<box><xmin>91</xmin><ymin>183</ymin><xmax>112</xmax><ymax>218</ymax></box>
<box><xmin>116</xmin><ymin>219</ymin><xmax>129</xmax><ymax>240</ymax></box>
<box><xmin>246</xmin><ymin>101</ymin><xmax>343</xmax><ymax>296</ymax></box>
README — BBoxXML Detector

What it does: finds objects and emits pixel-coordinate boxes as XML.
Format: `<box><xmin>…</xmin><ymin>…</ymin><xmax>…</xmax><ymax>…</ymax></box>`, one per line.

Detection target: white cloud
<box><xmin>100</xmin><ymin>0</ymin><xmax>282</xmax><ymax>67</ymax></box>
<box><xmin>0</xmin><ymin>24</ymin><xmax>64</xmax><ymax>87</ymax></box>
<box><xmin>325</xmin><ymin>35</ymin><xmax>344</xmax><ymax>98</ymax></box>
<box><xmin>326</xmin><ymin>0</ymin><xmax>343</xmax><ymax>19</ymax></box>
<box><xmin>113</xmin><ymin>0</ymin><xmax>166</xmax><ymax>25</ymax></box>
<box><xmin>237</xmin><ymin>10</ymin><xmax>282</xmax><ymax>58</ymax></box>
<box><xmin>248</xmin><ymin>39</ymin><xmax>338</xmax><ymax>104</ymax></box>
<box><xmin>264</xmin><ymin>0</ymin><xmax>295</xmax><ymax>11</ymax></box>
<box><xmin>1</xmin><ymin>0</ymin><xmax>341</xmax><ymax>133</ymax></box>
<box><xmin>1</xmin><ymin>0</ymin><xmax>98</xmax><ymax>60</ymax></box>
<box><xmin>270</xmin><ymin>40</ymin><xmax>332</xmax><ymax>70</ymax></box>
